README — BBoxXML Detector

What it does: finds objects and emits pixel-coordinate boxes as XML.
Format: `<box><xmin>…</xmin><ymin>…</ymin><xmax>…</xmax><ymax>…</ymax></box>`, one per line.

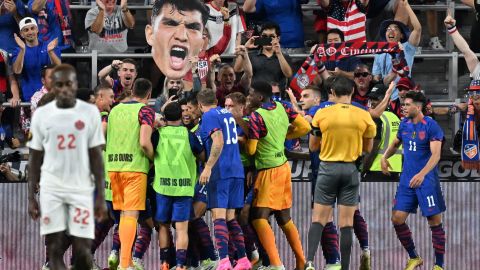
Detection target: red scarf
<box><xmin>0</xmin><ymin>53</ymin><xmax>7</xmax><ymax>93</ymax></box>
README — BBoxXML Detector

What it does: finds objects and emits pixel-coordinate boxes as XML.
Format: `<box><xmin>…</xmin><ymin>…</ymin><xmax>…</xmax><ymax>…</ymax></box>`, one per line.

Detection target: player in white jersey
<box><xmin>28</xmin><ymin>64</ymin><xmax>108</xmax><ymax>270</ymax></box>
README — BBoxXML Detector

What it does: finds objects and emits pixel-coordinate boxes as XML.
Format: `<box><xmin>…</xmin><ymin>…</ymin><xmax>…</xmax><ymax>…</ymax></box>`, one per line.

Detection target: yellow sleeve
<box><xmin>245</xmin><ymin>139</ymin><xmax>259</xmax><ymax>156</ymax></box>
<box><xmin>286</xmin><ymin>115</ymin><xmax>312</xmax><ymax>140</ymax></box>
<box><xmin>363</xmin><ymin>112</ymin><xmax>377</xmax><ymax>139</ymax></box>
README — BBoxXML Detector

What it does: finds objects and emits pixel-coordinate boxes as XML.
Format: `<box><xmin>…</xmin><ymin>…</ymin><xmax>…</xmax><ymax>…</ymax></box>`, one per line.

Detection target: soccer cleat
<box><xmin>404</xmin><ymin>257</ymin><xmax>423</xmax><ymax>270</ymax></box>
<box><xmin>132</xmin><ymin>257</ymin><xmax>145</xmax><ymax>270</ymax></box>
<box><xmin>304</xmin><ymin>261</ymin><xmax>315</xmax><ymax>270</ymax></box>
<box><xmin>200</xmin><ymin>259</ymin><xmax>218</xmax><ymax>270</ymax></box>
<box><xmin>161</xmin><ymin>262</ymin><xmax>170</xmax><ymax>270</ymax></box>
<box><xmin>117</xmin><ymin>267</ymin><xmax>135</xmax><ymax>270</ymax></box>
<box><xmin>108</xmin><ymin>250</ymin><xmax>120</xmax><ymax>270</ymax></box>
<box><xmin>432</xmin><ymin>266</ymin><xmax>443</xmax><ymax>270</ymax></box>
<box><xmin>323</xmin><ymin>264</ymin><xmax>341</xmax><ymax>270</ymax></box>
<box><xmin>233</xmin><ymin>256</ymin><xmax>252</xmax><ymax>270</ymax></box>
<box><xmin>41</xmin><ymin>262</ymin><xmax>50</xmax><ymax>270</ymax></box>
<box><xmin>359</xmin><ymin>249</ymin><xmax>371</xmax><ymax>270</ymax></box>
<box><xmin>256</xmin><ymin>266</ymin><xmax>267</xmax><ymax>270</ymax></box>
<box><xmin>217</xmin><ymin>258</ymin><xmax>233</xmax><ymax>270</ymax></box>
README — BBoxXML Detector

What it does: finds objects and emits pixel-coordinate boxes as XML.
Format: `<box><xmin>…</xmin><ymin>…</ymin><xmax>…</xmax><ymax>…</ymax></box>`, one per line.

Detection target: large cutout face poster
<box><xmin>145</xmin><ymin>1</ymin><xmax>207</xmax><ymax>79</ymax></box>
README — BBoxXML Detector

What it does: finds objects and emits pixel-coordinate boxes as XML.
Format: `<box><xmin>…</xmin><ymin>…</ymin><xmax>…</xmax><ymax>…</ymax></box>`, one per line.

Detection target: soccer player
<box><xmin>27</xmin><ymin>64</ymin><xmax>107</xmax><ymax>270</ymax></box>
<box><xmin>196</xmin><ymin>88</ymin><xmax>251</xmax><ymax>270</ymax></box>
<box><xmin>152</xmin><ymin>102</ymin><xmax>205</xmax><ymax>270</ymax></box>
<box><xmin>306</xmin><ymin>76</ymin><xmax>376</xmax><ymax>270</ymax></box>
<box><xmin>98</xmin><ymin>59</ymin><xmax>138</xmax><ymax>100</ymax></box>
<box><xmin>235</xmin><ymin>81</ymin><xmax>311</xmax><ymax>270</ymax></box>
<box><xmin>106</xmin><ymin>78</ymin><xmax>155</xmax><ymax>269</ymax></box>
<box><xmin>381</xmin><ymin>91</ymin><xmax>446</xmax><ymax>270</ymax></box>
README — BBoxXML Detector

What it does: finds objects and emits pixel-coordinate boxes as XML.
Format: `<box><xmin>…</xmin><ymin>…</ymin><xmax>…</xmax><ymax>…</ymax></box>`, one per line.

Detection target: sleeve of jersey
<box><xmin>203</xmin><ymin>112</ymin><xmax>222</xmax><ymax>138</ymax></box>
<box><xmin>396</xmin><ymin>121</ymin><xmax>404</xmax><ymax>141</ymax></box>
<box><xmin>281</xmin><ymin>102</ymin><xmax>299</xmax><ymax>123</ymax></box>
<box><xmin>428</xmin><ymin>121</ymin><xmax>445</xmax><ymax>141</ymax></box>
<box><xmin>89</xmin><ymin>108</ymin><xmax>106</xmax><ymax>148</ymax></box>
<box><xmin>138</xmin><ymin>106</ymin><xmax>155</xmax><ymax>128</ymax></box>
<box><xmin>363</xmin><ymin>113</ymin><xmax>377</xmax><ymax>139</ymax></box>
<box><xmin>248</xmin><ymin>112</ymin><xmax>267</xmax><ymax>140</ymax></box>
<box><xmin>189</xmin><ymin>132</ymin><xmax>204</xmax><ymax>155</ymax></box>
<box><xmin>310</xmin><ymin>111</ymin><xmax>322</xmax><ymax>137</ymax></box>
<box><xmin>28</xmin><ymin>111</ymin><xmax>44</xmax><ymax>151</ymax></box>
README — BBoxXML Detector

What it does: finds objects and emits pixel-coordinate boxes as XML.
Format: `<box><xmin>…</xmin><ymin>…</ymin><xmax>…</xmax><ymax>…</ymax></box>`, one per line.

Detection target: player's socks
<box><xmin>214</xmin><ymin>218</ymin><xmax>230</xmax><ymax>259</ymax></box>
<box><xmin>133</xmin><ymin>224</ymin><xmax>152</xmax><ymax>259</ymax></box>
<box><xmin>168</xmin><ymin>245</ymin><xmax>177</xmax><ymax>267</ymax></box>
<box><xmin>252</xmin><ymin>218</ymin><xmax>282</xmax><ymax>266</ymax></box>
<box><xmin>227</xmin><ymin>219</ymin><xmax>247</xmax><ymax>258</ymax></box>
<box><xmin>188</xmin><ymin>224</ymin><xmax>201</xmax><ymax>264</ymax></box>
<box><xmin>160</xmin><ymin>248</ymin><xmax>170</xmax><ymax>263</ymax></box>
<box><xmin>241</xmin><ymin>224</ymin><xmax>257</xmax><ymax>259</ymax></box>
<box><xmin>353</xmin><ymin>210</ymin><xmax>369</xmax><ymax>250</ymax></box>
<box><xmin>112</xmin><ymin>224</ymin><xmax>121</xmax><ymax>252</ymax></box>
<box><xmin>257</xmin><ymin>238</ymin><xmax>270</xmax><ymax>266</ymax></box>
<box><xmin>394</xmin><ymin>223</ymin><xmax>419</xmax><ymax>259</ymax></box>
<box><xmin>279</xmin><ymin>219</ymin><xmax>305</xmax><ymax>270</ymax></box>
<box><xmin>321</xmin><ymin>222</ymin><xmax>340</xmax><ymax>264</ymax></box>
<box><xmin>229</xmin><ymin>238</ymin><xmax>238</xmax><ymax>261</ymax></box>
<box><xmin>306</xmin><ymin>222</ymin><xmax>324</xmax><ymax>261</ymax></box>
<box><xmin>92</xmin><ymin>218</ymin><xmax>114</xmax><ymax>253</ymax></box>
<box><xmin>119</xmin><ymin>216</ymin><xmax>138</xmax><ymax>268</ymax></box>
<box><xmin>176</xmin><ymin>249</ymin><xmax>187</xmax><ymax>267</ymax></box>
<box><xmin>430</xmin><ymin>224</ymin><xmax>445</xmax><ymax>267</ymax></box>
<box><xmin>339</xmin><ymin>227</ymin><xmax>353</xmax><ymax>270</ymax></box>
<box><xmin>192</xmin><ymin>218</ymin><xmax>217</xmax><ymax>260</ymax></box>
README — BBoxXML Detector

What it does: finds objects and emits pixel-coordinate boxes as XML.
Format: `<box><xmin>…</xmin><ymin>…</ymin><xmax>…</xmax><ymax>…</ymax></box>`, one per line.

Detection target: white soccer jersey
<box><xmin>29</xmin><ymin>99</ymin><xmax>105</xmax><ymax>193</ymax></box>
<box><xmin>206</xmin><ymin>1</ymin><xmax>245</xmax><ymax>55</ymax></box>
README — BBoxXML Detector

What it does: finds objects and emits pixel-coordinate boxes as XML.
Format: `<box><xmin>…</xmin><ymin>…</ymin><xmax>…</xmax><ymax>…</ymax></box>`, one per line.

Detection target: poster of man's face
<box><xmin>145</xmin><ymin>0</ymin><xmax>207</xmax><ymax>80</ymax></box>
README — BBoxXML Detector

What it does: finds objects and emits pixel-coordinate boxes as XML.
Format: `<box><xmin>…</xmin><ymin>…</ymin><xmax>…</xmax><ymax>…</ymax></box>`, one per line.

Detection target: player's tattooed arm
<box><xmin>89</xmin><ymin>146</ymin><xmax>108</xmax><ymax>221</ymax></box>
<box><xmin>28</xmin><ymin>149</ymin><xmax>44</xmax><ymax>220</ymax></box>
<box><xmin>199</xmin><ymin>131</ymin><xmax>224</xmax><ymax>184</ymax></box>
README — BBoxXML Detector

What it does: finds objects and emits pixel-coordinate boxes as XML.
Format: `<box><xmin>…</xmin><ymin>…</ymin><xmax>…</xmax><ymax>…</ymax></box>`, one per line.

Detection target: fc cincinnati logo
<box><xmin>325</xmin><ymin>47</ymin><xmax>337</xmax><ymax>56</ymax></box>
<box><xmin>75</xmin><ymin>120</ymin><xmax>85</xmax><ymax>130</ymax></box>
<box><xmin>296</xmin><ymin>73</ymin><xmax>310</xmax><ymax>89</ymax></box>
<box><xmin>464</xmin><ymin>144</ymin><xmax>478</xmax><ymax>159</ymax></box>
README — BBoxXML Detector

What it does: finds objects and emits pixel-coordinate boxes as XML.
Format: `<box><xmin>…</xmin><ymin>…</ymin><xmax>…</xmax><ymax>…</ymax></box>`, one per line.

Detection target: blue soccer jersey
<box><xmin>397</xmin><ymin>116</ymin><xmax>444</xmax><ymax>186</ymax></box>
<box><xmin>199</xmin><ymin>107</ymin><xmax>245</xmax><ymax>181</ymax></box>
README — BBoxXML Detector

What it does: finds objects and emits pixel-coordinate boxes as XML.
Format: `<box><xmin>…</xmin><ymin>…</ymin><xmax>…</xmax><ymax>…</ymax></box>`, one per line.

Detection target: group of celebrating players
<box><xmin>24</xmin><ymin>0</ymin><xmax>480</xmax><ymax>270</ymax></box>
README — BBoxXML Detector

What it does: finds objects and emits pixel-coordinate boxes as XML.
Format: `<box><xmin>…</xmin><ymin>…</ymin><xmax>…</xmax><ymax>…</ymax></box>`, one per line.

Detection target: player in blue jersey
<box><xmin>197</xmin><ymin>89</ymin><xmax>251</xmax><ymax>270</ymax></box>
<box><xmin>381</xmin><ymin>91</ymin><xmax>446</xmax><ymax>270</ymax></box>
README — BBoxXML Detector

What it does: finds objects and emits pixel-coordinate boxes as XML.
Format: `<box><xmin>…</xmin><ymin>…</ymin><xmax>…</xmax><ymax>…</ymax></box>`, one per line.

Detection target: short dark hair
<box><xmin>326</xmin><ymin>28</ymin><xmax>345</xmax><ymax>42</ymax></box>
<box><xmin>260</xmin><ymin>21</ymin><xmax>281</xmax><ymax>37</ymax></box>
<box><xmin>178</xmin><ymin>98</ymin><xmax>187</xmax><ymax>106</ymax></box>
<box><xmin>251</xmin><ymin>81</ymin><xmax>273</xmax><ymax>100</ymax></box>
<box><xmin>225</xmin><ymin>92</ymin><xmax>246</xmax><ymax>106</ymax></box>
<box><xmin>133</xmin><ymin>78</ymin><xmax>152</xmax><ymax>98</ymax></box>
<box><xmin>405</xmin><ymin>90</ymin><xmax>427</xmax><ymax>106</ymax></box>
<box><xmin>323</xmin><ymin>76</ymin><xmax>337</xmax><ymax>95</ymax></box>
<box><xmin>94</xmin><ymin>83</ymin><xmax>113</xmax><ymax>97</ymax></box>
<box><xmin>186</xmin><ymin>91</ymin><xmax>198</xmax><ymax>106</ymax></box>
<box><xmin>151</xmin><ymin>0</ymin><xmax>209</xmax><ymax>26</ymax></box>
<box><xmin>164</xmin><ymin>102</ymin><xmax>182</xmax><ymax>121</ymax></box>
<box><xmin>197</xmin><ymin>88</ymin><xmax>217</xmax><ymax>106</ymax></box>
<box><xmin>121</xmin><ymin>58</ymin><xmax>138</xmax><ymax>70</ymax></box>
<box><xmin>331</xmin><ymin>76</ymin><xmax>354</xmax><ymax>97</ymax></box>
<box><xmin>41</xmin><ymin>64</ymin><xmax>56</xmax><ymax>79</ymax></box>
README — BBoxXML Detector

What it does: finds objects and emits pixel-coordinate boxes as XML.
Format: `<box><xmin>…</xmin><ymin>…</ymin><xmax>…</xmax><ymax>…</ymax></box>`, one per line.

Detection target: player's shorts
<box><xmin>314</xmin><ymin>161</ymin><xmax>360</xmax><ymax>206</ymax></box>
<box><xmin>207</xmin><ymin>177</ymin><xmax>244</xmax><ymax>209</ymax></box>
<box><xmin>110</xmin><ymin>171</ymin><xmax>147</xmax><ymax>211</ymax></box>
<box><xmin>193</xmin><ymin>182</ymin><xmax>208</xmax><ymax>204</ymax></box>
<box><xmin>40</xmin><ymin>189</ymin><xmax>94</xmax><ymax>239</ymax></box>
<box><xmin>253</xmin><ymin>162</ymin><xmax>292</xmax><ymax>210</ymax></box>
<box><xmin>155</xmin><ymin>193</ymin><xmax>192</xmax><ymax>223</ymax></box>
<box><xmin>106</xmin><ymin>201</ymin><xmax>120</xmax><ymax>224</ymax></box>
<box><xmin>393</xmin><ymin>181</ymin><xmax>446</xmax><ymax>217</ymax></box>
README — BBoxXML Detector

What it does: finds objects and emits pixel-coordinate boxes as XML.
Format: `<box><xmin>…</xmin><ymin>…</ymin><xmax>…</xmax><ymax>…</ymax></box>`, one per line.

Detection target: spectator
<box><xmin>12</xmin><ymin>17</ymin><xmax>61</xmax><ymax>103</ymax></box>
<box><xmin>352</xmin><ymin>64</ymin><xmax>373</xmax><ymax>107</ymax></box>
<box><xmin>0</xmin><ymin>48</ymin><xmax>21</xmax><ymax>107</ymax></box>
<box><xmin>237</xmin><ymin>22</ymin><xmax>292</xmax><ymax>91</ymax></box>
<box><xmin>372</xmin><ymin>0</ymin><xmax>421</xmax><ymax>100</ymax></box>
<box><xmin>29</xmin><ymin>0</ymin><xmax>74</xmax><ymax>52</ymax></box>
<box><xmin>85</xmin><ymin>0</ymin><xmax>135</xmax><ymax>53</ymax></box>
<box><xmin>318</xmin><ymin>0</ymin><xmax>368</xmax><ymax>42</ymax></box>
<box><xmin>0</xmin><ymin>0</ymin><xmax>27</xmax><ymax>53</ymax></box>
<box><xmin>215</xmin><ymin>46</ymin><xmax>252</xmax><ymax>107</ymax></box>
<box><xmin>205</xmin><ymin>0</ymin><xmax>244</xmax><ymax>55</ymax></box>
<box><xmin>30</xmin><ymin>64</ymin><xmax>55</xmax><ymax>113</ymax></box>
<box><xmin>154</xmin><ymin>78</ymin><xmax>184</xmax><ymax>113</ymax></box>
<box><xmin>388</xmin><ymin>76</ymin><xmax>414</xmax><ymax>119</ymax></box>
<box><xmin>98</xmin><ymin>58</ymin><xmax>137</xmax><ymax>100</ymax></box>
<box><xmin>461</xmin><ymin>0</ymin><xmax>480</xmax><ymax>53</ymax></box>
<box><xmin>324</xmin><ymin>28</ymin><xmax>362</xmax><ymax>80</ymax></box>
<box><xmin>243</xmin><ymin>0</ymin><xmax>307</xmax><ymax>53</ymax></box>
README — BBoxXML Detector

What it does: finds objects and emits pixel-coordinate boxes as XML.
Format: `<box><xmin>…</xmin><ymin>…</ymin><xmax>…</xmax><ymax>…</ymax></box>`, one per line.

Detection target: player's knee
<box><xmin>391</xmin><ymin>215</ymin><xmax>405</xmax><ymax>225</ymax></box>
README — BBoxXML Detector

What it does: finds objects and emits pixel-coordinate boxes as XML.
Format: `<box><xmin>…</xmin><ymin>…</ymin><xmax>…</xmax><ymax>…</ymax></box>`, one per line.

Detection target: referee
<box><xmin>305</xmin><ymin>76</ymin><xmax>377</xmax><ymax>270</ymax></box>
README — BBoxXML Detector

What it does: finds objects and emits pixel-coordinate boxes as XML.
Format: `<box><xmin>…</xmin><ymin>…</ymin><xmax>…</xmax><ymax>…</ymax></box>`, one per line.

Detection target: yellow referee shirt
<box><xmin>312</xmin><ymin>103</ymin><xmax>376</xmax><ymax>162</ymax></box>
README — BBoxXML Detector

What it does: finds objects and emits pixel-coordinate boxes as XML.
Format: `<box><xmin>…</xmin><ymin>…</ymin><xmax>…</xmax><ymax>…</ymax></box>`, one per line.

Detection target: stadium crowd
<box><xmin>1</xmin><ymin>0</ymin><xmax>480</xmax><ymax>270</ymax></box>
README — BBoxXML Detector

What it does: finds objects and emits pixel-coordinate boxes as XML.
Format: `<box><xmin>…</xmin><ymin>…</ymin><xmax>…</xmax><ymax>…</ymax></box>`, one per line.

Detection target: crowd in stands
<box><xmin>0</xmin><ymin>0</ymin><xmax>479</xmax><ymax>158</ymax></box>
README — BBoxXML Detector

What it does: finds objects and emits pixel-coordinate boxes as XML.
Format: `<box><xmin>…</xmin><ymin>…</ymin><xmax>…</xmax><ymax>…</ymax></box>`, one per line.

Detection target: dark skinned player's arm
<box><xmin>28</xmin><ymin>149</ymin><xmax>44</xmax><ymax>200</ymax></box>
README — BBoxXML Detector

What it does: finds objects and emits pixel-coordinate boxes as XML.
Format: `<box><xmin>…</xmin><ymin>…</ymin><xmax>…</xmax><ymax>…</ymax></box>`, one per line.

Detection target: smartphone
<box><xmin>254</xmin><ymin>36</ymin><xmax>273</xmax><ymax>46</ymax></box>
<box><xmin>168</xmin><ymin>88</ymin><xmax>179</xmax><ymax>99</ymax></box>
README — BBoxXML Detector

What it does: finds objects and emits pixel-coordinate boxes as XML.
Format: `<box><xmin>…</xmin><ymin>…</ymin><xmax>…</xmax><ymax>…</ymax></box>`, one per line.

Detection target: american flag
<box><xmin>327</xmin><ymin>1</ymin><xmax>366</xmax><ymax>42</ymax></box>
